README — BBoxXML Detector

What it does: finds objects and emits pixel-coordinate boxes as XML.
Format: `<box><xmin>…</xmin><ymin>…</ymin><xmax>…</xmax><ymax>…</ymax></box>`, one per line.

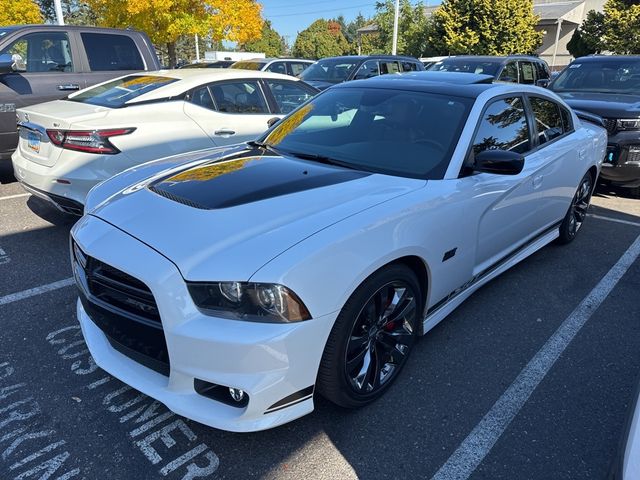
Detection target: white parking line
<box><xmin>589</xmin><ymin>213</ymin><xmax>640</xmax><ymax>228</ymax></box>
<box><xmin>431</xmin><ymin>232</ymin><xmax>640</xmax><ymax>480</ymax></box>
<box><xmin>0</xmin><ymin>278</ymin><xmax>74</xmax><ymax>306</ymax></box>
<box><xmin>0</xmin><ymin>193</ymin><xmax>30</xmax><ymax>201</ymax></box>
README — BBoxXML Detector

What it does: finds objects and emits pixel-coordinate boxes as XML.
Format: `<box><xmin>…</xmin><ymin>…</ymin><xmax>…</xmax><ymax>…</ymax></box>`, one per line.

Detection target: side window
<box><xmin>498</xmin><ymin>62</ymin><xmax>519</xmax><ymax>83</ymax></box>
<box><xmin>0</xmin><ymin>32</ymin><xmax>73</xmax><ymax>73</ymax></box>
<box><xmin>209</xmin><ymin>81</ymin><xmax>268</xmax><ymax>114</ymax></box>
<box><xmin>401</xmin><ymin>61</ymin><xmax>419</xmax><ymax>72</ymax></box>
<box><xmin>265</xmin><ymin>61</ymin><xmax>287</xmax><ymax>75</ymax></box>
<box><xmin>530</xmin><ymin>97</ymin><xmax>565</xmax><ymax>145</ymax></box>
<box><xmin>190</xmin><ymin>86</ymin><xmax>215</xmax><ymax>111</ymax></box>
<box><xmin>535</xmin><ymin>61</ymin><xmax>550</xmax><ymax>80</ymax></box>
<box><xmin>81</xmin><ymin>33</ymin><xmax>144</xmax><ymax>71</ymax></box>
<box><xmin>266</xmin><ymin>80</ymin><xmax>314</xmax><ymax>114</ymax></box>
<box><xmin>354</xmin><ymin>60</ymin><xmax>380</xmax><ymax>80</ymax></box>
<box><xmin>519</xmin><ymin>61</ymin><xmax>535</xmax><ymax>84</ymax></box>
<box><xmin>289</xmin><ymin>62</ymin><xmax>309</xmax><ymax>77</ymax></box>
<box><xmin>380</xmin><ymin>61</ymin><xmax>400</xmax><ymax>74</ymax></box>
<box><xmin>561</xmin><ymin>107</ymin><xmax>573</xmax><ymax>133</ymax></box>
<box><xmin>472</xmin><ymin>97</ymin><xmax>531</xmax><ymax>157</ymax></box>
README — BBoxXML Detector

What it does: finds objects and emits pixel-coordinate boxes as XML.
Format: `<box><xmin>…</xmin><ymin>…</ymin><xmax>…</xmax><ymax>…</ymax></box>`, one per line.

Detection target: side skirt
<box><xmin>421</xmin><ymin>225</ymin><xmax>560</xmax><ymax>335</ymax></box>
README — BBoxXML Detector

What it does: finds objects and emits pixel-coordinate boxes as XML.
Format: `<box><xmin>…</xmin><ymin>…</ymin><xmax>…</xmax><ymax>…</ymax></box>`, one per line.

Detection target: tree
<box><xmin>428</xmin><ymin>0</ymin><xmax>543</xmax><ymax>55</ymax></box>
<box><xmin>241</xmin><ymin>20</ymin><xmax>285</xmax><ymax>56</ymax></box>
<box><xmin>567</xmin><ymin>10</ymin><xmax>605</xmax><ymax>58</ymax></box>
<box><xmin>0</xmin><ymin>0</ymin><xmax>43</xmax><ymax>25</ymax></box>
<box><xmin>85</xmin><ymin>0</ymin><xmax>263</xmax><ymax>67</ymax></box>
<box><xmin>292</xmin><ymin>19</ymin><xmax>350</xmax><ymax>59</ymax></box>
<box><xmin>370</xmin><ymin>0</ymin><xmax>430</xmax><ymax>57</ymax></box>
<box><xmin>603</xmin><ymin>0</ymin><xmax>640</xmax><ymax>53</ymax></box>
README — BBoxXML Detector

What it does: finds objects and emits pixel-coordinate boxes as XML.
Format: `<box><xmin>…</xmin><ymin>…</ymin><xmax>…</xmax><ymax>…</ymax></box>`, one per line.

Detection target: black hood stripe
<box><xmin>148</xmin><ymin>153</ymin><xmax>369</xmax><ymax>210</ymax></box>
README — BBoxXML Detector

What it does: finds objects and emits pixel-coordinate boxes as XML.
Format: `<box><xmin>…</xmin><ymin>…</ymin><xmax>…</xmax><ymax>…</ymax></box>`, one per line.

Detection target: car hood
<box><xmin>303</xmin><ymin>80</ymin><xmax>338</xmax><ymax>91</ymax></box>
<box><xmin>90</xmin><ymin>146</ymin><xmax>424</xmax><ymax>281</ymax></box>
<box><xmin>553</xmin><ymin>91</ymin><xmax>640</xmax><ymax>118</ymax></box>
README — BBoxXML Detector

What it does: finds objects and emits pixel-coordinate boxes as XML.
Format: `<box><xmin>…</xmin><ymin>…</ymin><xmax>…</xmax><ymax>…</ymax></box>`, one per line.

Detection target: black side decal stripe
<box><xmin>265</xmin><ymin>386</ymin><xmax>314</xmax><ymax>414</ymax></box>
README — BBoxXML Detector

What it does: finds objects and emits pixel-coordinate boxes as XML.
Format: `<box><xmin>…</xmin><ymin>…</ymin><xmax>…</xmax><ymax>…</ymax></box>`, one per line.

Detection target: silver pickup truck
<box><xmin>0</xmin><ymin>24</ymin><xmax>160</xmax><ymax>161</ymax></box>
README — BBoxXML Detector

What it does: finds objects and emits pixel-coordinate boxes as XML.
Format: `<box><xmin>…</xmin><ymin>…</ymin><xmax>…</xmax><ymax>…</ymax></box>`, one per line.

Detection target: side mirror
<box><xmin>267</xmin><ymin>117</ymin><xmax>280</xmax><ymax>128</ymax></box>
<box><xmin>0</xmin><ymin>53</ymin><xmax>13</xmax><ymax>74</ymax></box>
<box><xmin>473</xmin><ymin>149</ymin><xmax>524</xmax><ymax>175</ymax></box>
<box><xmin>536</xmin><ymin>79</ymin><xmax>550</xmax><ymax>88</ymax></box>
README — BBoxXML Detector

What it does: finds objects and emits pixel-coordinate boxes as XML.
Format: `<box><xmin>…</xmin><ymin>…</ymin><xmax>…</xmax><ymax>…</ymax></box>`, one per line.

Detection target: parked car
<box><xmin>549</xmin><ymin>55</ymin><xmax>640</xmax><ymax>195</ymax></box>
<box><xmin>608</xmin><ymin>376</ymin><xmax>640</xmax><ymax>479</ymax></box>
<box><xmin>428</xmin><ymin>55</ymin><xmax>551</xmax><ymax>85</ymax></box>
<box><xmin>0</xmin><ymin>25</ymin><xmax>160</xmax><ymax>162</ymax></box>
<box><xmin>180</xmin><ymin>60</ymin><xmax>235</xmax><ymax>69</ymax></box>
<box><xmin>231</xmin><ymin>58</ymin><xmax>314</xmax><ymax>77</ymax></box>
<box><xmin>11</xmin><ymin>69</ymin><xmax>317</xmax><ymax>214</ymax></box>
<box><xmin>70</xmin><ymin>75</ymin><xmax>606</xmax><ymax>432</ymax></box>
<box><xmin>299</xmin><ymin>55</ymin><xmax>425</xmax><ymax>90</ymax></box>
<box><xmin>419</xmin><ymin>56</ymin><xmax>450</xmax><ymax>69</ymax></box>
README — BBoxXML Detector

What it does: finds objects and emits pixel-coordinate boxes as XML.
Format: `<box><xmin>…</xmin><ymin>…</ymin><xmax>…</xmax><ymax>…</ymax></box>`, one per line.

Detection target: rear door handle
<box><xmin>58</xmin><ymin>84</ymin><xmax>80</xmax><ymax>91</ymax></box>
<box><xmin>214</xmin><ymin>129</ymin><xmax>235</xmax><ymax>137</ymax></box>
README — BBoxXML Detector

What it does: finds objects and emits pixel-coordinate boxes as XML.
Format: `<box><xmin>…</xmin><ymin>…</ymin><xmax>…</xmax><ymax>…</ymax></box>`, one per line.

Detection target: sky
<box><xmin>259</xmin><ymin>0</ymin><xmax>388</xmax><ymax>46</ymax></box>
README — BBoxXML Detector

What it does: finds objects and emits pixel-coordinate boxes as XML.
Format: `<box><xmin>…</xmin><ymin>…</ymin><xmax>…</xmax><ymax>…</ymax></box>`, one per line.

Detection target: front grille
<box><xmin>72</xmin><ymin>241</ymin><xmax>169</xmax><ymax>376</ymax></box>
<box><xmin>603</xmin><ymin>118</ymin><xmax>618</xmax><ymax>135</ymax></box>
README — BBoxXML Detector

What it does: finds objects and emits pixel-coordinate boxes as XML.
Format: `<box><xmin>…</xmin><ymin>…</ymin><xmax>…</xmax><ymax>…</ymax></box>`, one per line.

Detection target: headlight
<box><xmin>187</xmin><ymin>282</ymin><xmax>311</xmax><ymax>323</ymax></box>
<box><xmin>616</xmin><ymin>119</ymin><xmax>640</xmax><ymax>130</ymax></box>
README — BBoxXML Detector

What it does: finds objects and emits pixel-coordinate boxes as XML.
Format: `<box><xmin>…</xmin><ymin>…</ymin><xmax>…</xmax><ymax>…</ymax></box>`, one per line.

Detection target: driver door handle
<box><xmin>58</xmin><ymin>84</ymin><xmax>80</xmax><ymax>91</ymax></box>
<box><xmin>214</xmin><ymin>129</ymin><xmax>235</xmax><ymax>137</ymax></box>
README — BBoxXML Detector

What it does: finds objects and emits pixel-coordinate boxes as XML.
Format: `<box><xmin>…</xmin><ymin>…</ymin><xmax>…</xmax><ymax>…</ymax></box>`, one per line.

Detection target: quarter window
<box><xmin>209</xmin><ymin>81</ymin><xmax>268</xmax><ymax>114</ymax></box>
<box><xmin>0</xmin><ymin>32</ymin><xmax>73</xmax><ymax>73</ymax></box>
<box><xmin>190</xmin><ymin>86</ymin><xmax>215</xmax><ymax>110</ymax></box>
<box><xmin>266</xmin><ymin>80</ymin><xmax>314</xmax><ymax>114</ymax></box>
<box><xmin>472</xmin><ymin>97</ymin><xmax>531</xmax><ymax>156</ymax></box>
<box><xmin>530</xmin><ymin>97</ymin><xmax>564</xmax><ymax>145</ymax></box>
<box><xmin>401</xmin><ymin>61</ymin><xmax>420</xmax><ymax>72</ymax></box>
<box><xmin>561</xmin><ymin>107</ymin><xmax>573</xmax><ymax>132</ymax></box>
<box><xmin>81</xmin><ymin>33</ymin><xmax>144</xmax><ymax>71</ymax></box>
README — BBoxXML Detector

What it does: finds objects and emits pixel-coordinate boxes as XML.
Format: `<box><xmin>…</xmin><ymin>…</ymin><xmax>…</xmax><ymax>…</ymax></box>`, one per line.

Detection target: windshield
<box><xmin>68</xmin><ymin>75</ymin><xmax>178</xmax><ymax>108</ymax></box>
<box><xmin>231</xmin><ymin>61</ymin><xmax>265</xmax><ymax>70</ymax></box>
<box><xmin>300</xmin><ymin>58</ymin><xmax>360</xmax><ymax>83</ymax></box>
<box><xmin>261</xmin><ymin>87</ymin><xmax>472</xmax><ymax>179</ymax></box>
<box><xmin>551</xmin><ymin>59</ymin><xmax>640</xmax><ymax>93</ymax></box>
<box><xmin>428</xmin><ymin>58</ymin><xmax>501</xmax><ymax>76</ymax></box>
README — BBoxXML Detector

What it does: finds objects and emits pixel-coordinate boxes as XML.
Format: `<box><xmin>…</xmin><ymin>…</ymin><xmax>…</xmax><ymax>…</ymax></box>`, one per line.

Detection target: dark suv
<box><xmin>428</xmin><ymin>55</ymin><xmax>551</xmax><ymax>85</ymax></box>
<box><xmin>549</xmin><ymin>55</ymin><xmax>640</xmax><ymax>194</ymax></box>
<box><xmin>0</xmin><ymin>25</ymin><xmax>160</xmax><ymax>161</ymax></box>
<box><xmin>299</xmin><ymin>55</ymin><xmax>425</xmax><ymax>90</ymax></box>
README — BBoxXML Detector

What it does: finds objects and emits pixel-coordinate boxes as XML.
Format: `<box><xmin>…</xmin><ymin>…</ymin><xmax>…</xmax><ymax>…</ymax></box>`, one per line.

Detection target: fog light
<box><xmin>229</xmin><ymin>388</ymin><xmax>245</xmax><ymax>402</ymax></box>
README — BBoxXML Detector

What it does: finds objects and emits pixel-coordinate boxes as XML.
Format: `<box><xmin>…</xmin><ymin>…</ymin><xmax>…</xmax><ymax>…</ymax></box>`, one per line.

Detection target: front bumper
<box><xmin>602</xmin><ymin>131</ymin><xmax>640</xmax><ymax>187</ymax></box>
<box><xmin>72</xmin><ymin>214</ymin><xmax>336</xmax><ymax>432</ymax></box>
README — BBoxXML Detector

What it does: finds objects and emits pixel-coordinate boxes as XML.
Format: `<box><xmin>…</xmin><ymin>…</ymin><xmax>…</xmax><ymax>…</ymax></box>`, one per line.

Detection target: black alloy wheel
<box><xmin>558</xmin><ymin>171</ymin><xmax>594</xmax><ymax>244</ymax></box>
<box><xmin>317</xmin><ymin>265</ymin><xmax>422</xmax><ymax>408</ymax></box>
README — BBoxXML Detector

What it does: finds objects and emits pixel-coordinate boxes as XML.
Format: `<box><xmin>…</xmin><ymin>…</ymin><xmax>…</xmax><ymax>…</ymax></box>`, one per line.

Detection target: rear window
<box><xmin>231</xmin><ymin>61</ymin><xmax>265</xmax><ymax>71</ymax></box>
<box><xmin>68</xmin><ymin>75</ymin><xmax>177</xmax><ymax>108</ymax></box>
<box><xmin>81</xmin><ymin>33</ymin><xmax>144</xmax><ymax>71</ymax></box>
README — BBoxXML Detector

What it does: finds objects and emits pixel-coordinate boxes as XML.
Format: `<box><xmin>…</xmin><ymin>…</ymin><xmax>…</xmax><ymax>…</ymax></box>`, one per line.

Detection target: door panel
<box><xmin>184</xmin><ymin>81</ymin><xmax>275</xmax><ymax>146</ymax></box>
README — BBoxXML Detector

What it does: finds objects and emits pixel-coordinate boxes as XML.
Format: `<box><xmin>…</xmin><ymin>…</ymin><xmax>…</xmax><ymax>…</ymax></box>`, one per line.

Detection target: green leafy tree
<box><xmin>427</xmin><ymin>0</ymin><xmax>543</xmax><ymax>55</ymax></box>
<box><xmin>603</xmin><ymin>0</ymin><xmax>640</xmax><ymax>53</ymax></box>
<box><xmin>292</xmin><ymin>19</ymin><xmax>350</xmax><ymax>59</ymax></box>
<box><xmin>567</xmin><ymin>10</ymin><xmax>605</xmax><ymax>58</ymax></box>
<box><xmin>369</xmin><ymin>0</ymin><xmax>429</xmax><ymax>57</ymax></box>
<box><xmin>1</xmin><ymin>0</ymin><xmax>43</xmax><ymax>25</ymax></box>
<box><xmin>241</xmin><ymin>20</ymin><xmax>286</xmax><ymax>57</ymax></box>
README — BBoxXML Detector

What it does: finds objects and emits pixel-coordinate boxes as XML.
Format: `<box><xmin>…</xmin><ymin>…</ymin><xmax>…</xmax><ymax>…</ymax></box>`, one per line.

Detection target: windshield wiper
<box><xmin>280</xmin><ymin>150</ymin><xmax>351</xmax><ymax>167</ymax></box>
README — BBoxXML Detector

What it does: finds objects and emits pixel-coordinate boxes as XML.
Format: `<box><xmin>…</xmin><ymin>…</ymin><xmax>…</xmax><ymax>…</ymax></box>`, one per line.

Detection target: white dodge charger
<box><xmin>70</xmin><ymin>74</ymin><xmax>607</xmax><ymax>432</ymax></box>
<box><xmin>11</xmin><ymin>69</ymin><xmax>317</xmax><ymax>214</ymax></box>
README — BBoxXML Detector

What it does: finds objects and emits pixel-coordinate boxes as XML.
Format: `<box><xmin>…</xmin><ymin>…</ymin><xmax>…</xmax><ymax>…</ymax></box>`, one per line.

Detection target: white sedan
<box><xmin>11</xmin><ymin>69</ymin><xmax>317</xmax><ymax>214</ymax></box>
<box><xmin>70</xmin><ymin>76</ymin><xmax>606</xmax><ymax>432</ymax></box>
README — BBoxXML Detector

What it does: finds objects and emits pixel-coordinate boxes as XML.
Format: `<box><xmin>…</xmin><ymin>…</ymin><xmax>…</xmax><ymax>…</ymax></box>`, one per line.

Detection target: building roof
<box><xmin>534</xmin><ymin>1</ymin><xmax>584</xmax><ymax>24</ymax></box>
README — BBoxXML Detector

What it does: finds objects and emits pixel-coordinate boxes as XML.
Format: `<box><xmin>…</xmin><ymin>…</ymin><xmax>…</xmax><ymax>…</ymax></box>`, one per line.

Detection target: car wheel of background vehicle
<box><xmin>557</xmin><ymin>170</ymin><xmax>594</xmax><ymax>245</ymax></box>
<box><xmin>317</xmin><ymin>264</ymin><xmax>422</xmax><ymax>408</ymax></box>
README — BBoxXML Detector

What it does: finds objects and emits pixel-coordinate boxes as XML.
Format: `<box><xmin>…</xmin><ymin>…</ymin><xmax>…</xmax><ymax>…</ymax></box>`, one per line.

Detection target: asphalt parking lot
<box><xmin>0</xmin><ymin>160</ymin><xmax>639</xmax><ymax>480</ymax></box>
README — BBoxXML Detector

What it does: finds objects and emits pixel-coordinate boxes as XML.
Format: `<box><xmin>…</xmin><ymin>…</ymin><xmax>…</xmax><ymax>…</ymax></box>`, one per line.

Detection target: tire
<box><xmin>557</xmin><ymin>170</ymin><xmax>594</xmax><ymax>245</ymax></box>
<box><xmin>317</xmin><ymin>264</ymin><xmax>422</xmax><ymax>408</ymax></box>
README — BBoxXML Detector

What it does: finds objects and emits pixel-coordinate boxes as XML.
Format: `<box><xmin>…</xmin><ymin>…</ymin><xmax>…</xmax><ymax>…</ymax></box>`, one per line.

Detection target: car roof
<box><xmin>436</xmin><ymin>55</ymin><xmax>542</xmax><ymax>63</ymax></box>
<box><xmin>0</xmin><ymin>24</ymin><xmax>146</xmax><ymax>34</ymax></box>
<box><xmin>572</xmin><ymin>55</ymin><xmax>640</xmax><ymax>63</ymax></box>
<box><xmin>71</xmin><ymin>69</ymin><xmax>300</xmax><ymax>105</ymax></box>
<box><xmin>234</xmin><ymin>58</ymin><xmax>313</xmax><ymax>63</ymax></box>
<box><xmin>319</xmin><ymin>55</ymin><xmax>421</xmax><ymax>61</ymax></box>
<box><xmin>334</xmin><ymin>74</ymin><xmax>498</xmax><ymax>98</ymax></box>
<box><xmin>401</xmin><ymin>71</ymin><xmax>494</xmax><ymax>84</ymax></box>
